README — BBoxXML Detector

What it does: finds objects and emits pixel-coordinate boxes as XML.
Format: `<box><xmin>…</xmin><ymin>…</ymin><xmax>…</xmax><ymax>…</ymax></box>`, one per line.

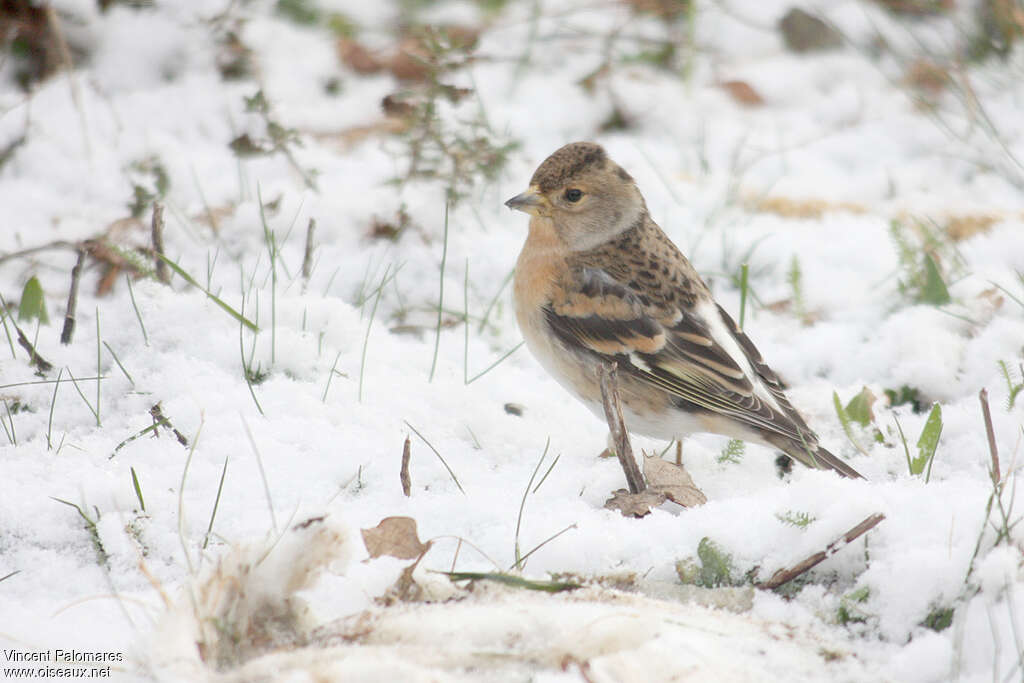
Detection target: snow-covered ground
<box><xmin>2</xmin><ymin>0</ymin><xmax>1024</xmax><ymax>680</ymax></box>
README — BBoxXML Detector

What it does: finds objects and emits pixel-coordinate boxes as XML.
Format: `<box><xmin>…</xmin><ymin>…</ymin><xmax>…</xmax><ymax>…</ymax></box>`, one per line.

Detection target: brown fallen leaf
<box><xmin>643</xmin><ymin>455</ymin><xmax>707</xmax><ymax>507</ymax></box>
<box><xmin>338</xmin><ymin>38</ymin><xmax>386</xmax><ymax>75</ymax></box>
<box><xmin>604</xmin><ymin>488</ymin><xmax>667</xmax><ymax>518</ymax></box>
<box><xmin>389</xmin><ymin>37</ymin><xmax>432</xmax><ymax>82</ymax></box>
<box><xmin>361</xmin><ymin>516</ymin><xmax>431</xmax><ymax>560</ymax></box>
<box><xmin>903</xmin><ymin>58</ymin><xmax>950</xmax><ymax>96</ymax></box>
<box><xmin>719</xmin><ymin>80</ymin><xmax>764</xmax><ymax>107</ymax></box>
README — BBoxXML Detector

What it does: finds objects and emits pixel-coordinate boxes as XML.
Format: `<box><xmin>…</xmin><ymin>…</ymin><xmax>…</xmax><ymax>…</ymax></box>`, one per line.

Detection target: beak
<box><xmin>504</xmin><ymin>186</ymin><xmax>544</xmax><ymax>214</ymax></box>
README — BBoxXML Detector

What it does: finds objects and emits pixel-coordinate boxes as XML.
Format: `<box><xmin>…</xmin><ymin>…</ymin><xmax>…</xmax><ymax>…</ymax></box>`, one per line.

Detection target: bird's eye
<box><xmin>564</xmin><ymin>188</ymin><xmax>583</xmax><ymax>202</ymax></box>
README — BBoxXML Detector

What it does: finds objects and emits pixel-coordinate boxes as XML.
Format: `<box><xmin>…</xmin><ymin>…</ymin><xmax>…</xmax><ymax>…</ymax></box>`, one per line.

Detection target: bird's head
<box><xmin>505</xmin><ymin>142</ymin><xmax>646</xmax><ymax>251</ymax></box>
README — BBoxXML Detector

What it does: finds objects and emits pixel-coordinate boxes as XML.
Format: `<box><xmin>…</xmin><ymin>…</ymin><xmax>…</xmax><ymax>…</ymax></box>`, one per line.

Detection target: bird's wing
<box><xmin>545</xmin><ymin>266</ymin><xmax>818</xmax><ymax>447</ymax></box>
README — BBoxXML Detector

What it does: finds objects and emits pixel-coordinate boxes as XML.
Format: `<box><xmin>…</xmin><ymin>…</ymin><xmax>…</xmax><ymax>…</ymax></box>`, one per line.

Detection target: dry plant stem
<box><xmin>151</xmin><ymin>203</ymin><xmax>170</xmax><ymax>284</ymax></box>
<box><xmin>16</xmin><ymin>326</ymin><xmax>53</xmax><ymax>373</ymax></box>
<box><xmin>598</xmin><ymin>361</ymin><xmax>645</xmax><ymax>494</ymax></box>
<box><xmin>0</xmin><ymin>240</ymin><xmax>79</xmax><ymax>266</ymax></box>
<box><xmin>759</xmin><ymin>513</ymin><xmax>886</xmax><ymax>590</ymax></box>
<box><xmin>302</xmin><ymin>218</ymin><xmax>316</xmax><ymax>282</ymax></box>
<box><xmin>150</xmin><ymin>403</ymin><xmax>188</xmax><ymax>446</ymax></box>
<box><xmin>60</xmin><ymin>249</ymin><xmax>86</xmax><ymax>345</ymax></box>
<box><xmin>401</xmin><ymin>436</ymin><xmax>412</xmax><ymax>497</ymax></box>
<box><xmin>980</xmin><ymin>388</ymin><xmax>1000</xmax><ymax>486</ymax></box>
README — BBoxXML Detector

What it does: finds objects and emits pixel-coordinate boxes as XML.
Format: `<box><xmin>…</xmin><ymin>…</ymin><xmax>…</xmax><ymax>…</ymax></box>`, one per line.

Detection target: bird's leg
<box><xmin>675</xmin><ymin>440</ymin><xmax>682</xmax><ymax>466</ymax></box>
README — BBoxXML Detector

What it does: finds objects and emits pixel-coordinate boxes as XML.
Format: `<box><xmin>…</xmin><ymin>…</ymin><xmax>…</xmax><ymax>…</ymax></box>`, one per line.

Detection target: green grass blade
<box><xmin>920</xmin><ymin>254</ymin><xmax>951</xmax><ymax>305</ymax></box>
<box><xmin>130</xmin><ymin>466</ymin><xmax>146</xmax><ymax>512</ymax></box>
<box><xmin>834</xmin><ymin>390</ymin><xmax>868</xmax><ymax>457</ymax></box>
<box><xmin>18</xmin><ymin>276</ymin><xmax>49</xmax><ymax>324</ymax></box>
<box><xmin>125</xmin><ymin>274</ymin><xmax>150</xmax><ymax>346</ymax></box>
<box><xmin>466</xmin><ymin>341</ymin><xmax>525</xmax><ymax>385</ymax></box>
<box><xmin>46</xmin><ymin>368</ymin><xmax>62</xmax><ymax>450</ymax></box>
<box><xmin>157</xmin><ymin>253</ymin><xmax>258</xmax><ymax>332</ymax></box>
<box><xmin>893</xmin><ymin>415</ymin><xmax>913</xmax><ymax>475</ymax></box>
<box><xmin>514</xmin><ymin>438</ymin><xmax>549</xmax><ymax>570</ymax></box>
<box><xmin>359</xmin><ymin>265</ymin><xmax>391</xmax><ymax>403</ymax></box>
<box><xmin>102</xmin><ymin>342</ymin><xmax>135</xmax><ymax>386</ymax></box>
<box><xmin>441</xmin><ymin>571</ymin><xmax>579</xmax><ymax>593</ymax></box>
<box><xmin>429</xmin><ymin>203</ymin><xmax>449</xmax><ymax>382</ymax></box>
<box><xmin>915</xmin><ymin>403</ymin><xmax>943</xmax><ymax>481</ymax></box>
<box><xmin>203</xmin><ymin>457</ymin><xmax>229</xmax><ymax>550</ymax></box>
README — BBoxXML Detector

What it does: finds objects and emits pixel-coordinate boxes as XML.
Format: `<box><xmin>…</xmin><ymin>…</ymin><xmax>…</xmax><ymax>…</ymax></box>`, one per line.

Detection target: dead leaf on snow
<box><xmin>604</xmin><ymin>488</ymin><xmax>667</xmax><ymax>518</ymax></box>
<box><xmin>643</xmin><ymin>455</ymin><xmax>707</xmax><ymax>508</ymax></box>
<box><xmin>361</xmin><ymin>516</ymin><xmax>431</xmax><ymax>560</ymax></box>
<box><xmin>338</xmin><ymin>38</ymin><xmax>386</xmax><ymax>75</ymax></box>
<box><xmin>719</xmin><ymin>80</ymin><xmax>764</xmax><ymax>107</ymax></box>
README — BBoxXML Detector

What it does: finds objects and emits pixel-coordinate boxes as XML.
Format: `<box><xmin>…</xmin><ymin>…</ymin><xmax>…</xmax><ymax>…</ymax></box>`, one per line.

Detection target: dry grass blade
<box><xmin>301</xmin><ymin>217</ymin><xmax>316</xmax><ymax>282</ymax></box>
<box><xmin>980</xmin><ymin>388</ymin><xmax>1000</xmax><ymax>486</ymax></box>
<box><xmin>404</xmin><ymin>420</ymin><xmax>465</xmax><ymax>494</ymax></box>
<box><xmin>759</xmin><ymin>513</ymin><xmax>886</xmax><ymax>590</ymax></box>
<box><xmin>152</xmin><ymin>202</ymin><xmax>170</xmax><ymax>284</ymax></box>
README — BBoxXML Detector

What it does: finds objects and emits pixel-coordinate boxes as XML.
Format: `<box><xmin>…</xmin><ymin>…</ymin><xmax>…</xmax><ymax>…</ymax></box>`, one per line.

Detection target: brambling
<box><xmin>505</xmin><ymin>142</ymin><xmax>862</xmax><ymax>479</ymax></box>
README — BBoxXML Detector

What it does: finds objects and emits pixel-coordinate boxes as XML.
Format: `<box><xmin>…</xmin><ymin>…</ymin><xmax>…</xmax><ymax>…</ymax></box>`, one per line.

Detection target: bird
<box><xmin>504</xmin><ymin>141</ymin><xmax>862</xmax><ymax>479</ymax></box>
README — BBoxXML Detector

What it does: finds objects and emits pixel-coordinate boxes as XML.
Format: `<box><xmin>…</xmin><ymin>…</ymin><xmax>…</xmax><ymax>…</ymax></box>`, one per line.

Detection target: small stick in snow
<box><xmin>758</xmin><ymin>512</ymin><xmax>885</xmax><ymax>590</ymax></box>
<box><xmin>151</xmin><ymin>202</ymin><xmax>170</xmax><ymax>284</ymax></box>
<box><xmin>598</xmin><ymin>361</ymin><xmax>645</xmax><ymax>494</ymax></box>
<box><xmin>302</xmin><ymin>218</ymin><xmax>316</xmax><ymax>283</ymax></box>
<box><xmin>979</xmin><ymin>389</ymin><xmax>1000</xmax><ymax>487</ymax></box>
<box><xmin>150</xmin><ymin>403</ymin><xmax>188</xmax><ymax>446</ymax></box>
<box><xmin>16</xmin><ymin>326</ymin><xmax>53</xmax><ymax>373</ymax></box>
<box><xmin>60</xmin><ymin>248</ymin><xmax>86</xmax><ymax>345</ymax></box>
<box><xmin>0</xmin><ymin>240</ymin><xmax>79</xmax><ymax>266</ymax></box>
<box><xmin>401</xmin><ymin>435</ymin><xmax>412</xmax><ymax>497</ymax></box>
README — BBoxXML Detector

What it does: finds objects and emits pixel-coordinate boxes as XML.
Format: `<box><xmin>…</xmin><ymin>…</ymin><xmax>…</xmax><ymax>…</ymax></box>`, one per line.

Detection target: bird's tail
<box><xmin>769</xmin><ymin>436</ymin><xmax>864</xmax><ymax>479</ymax></box>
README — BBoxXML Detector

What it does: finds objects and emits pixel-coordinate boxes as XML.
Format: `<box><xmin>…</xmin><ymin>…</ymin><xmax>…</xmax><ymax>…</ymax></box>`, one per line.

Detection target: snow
<box><xmin>1</xmin><ymin>0</ymin><xmax>1023</xmax><ymax>680</ymax></box>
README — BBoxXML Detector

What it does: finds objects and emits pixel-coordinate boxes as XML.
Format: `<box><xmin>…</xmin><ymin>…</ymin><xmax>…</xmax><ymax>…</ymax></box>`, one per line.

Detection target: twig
<box><xmin>758</xmin><ymin>513</ymin><xmax>886</xmax><ymax>590</ymax></box>
<box><xmin>401</xmin><ymin>435</ymin><xmax>412</xmax><ymax>497</ymax></box>
<box><xmin>109</xmin><ymin>403</ymin><xmax>187</xmax><ymax>459</ymax></box>
<box><xmin>150</xmin><ymin>403</ymin><xmax>188</xmax><ymax>446</ymax></box>
<box><xmin>0</xmin><ymin>239</ymin><xmax>79</xmax><ymax>266</ymax></box>
<box><xmin>302</xmin><ymin>218</ymin><xmax>316</xmax><ymax>282</ymax></box>
<box><xmin>151</xmin><ymin>203</ymin><xmax>170</xmax><ymax>284</ymax></box>
<box><xmin>980</xmin><ymin>388</ymin><xmax>1000</xmax><ymax>487</ymax></box>
<box><xmin>60</xmin><ymin>249</ymin><xmax>86</xmax><ymax>345</ymax></box>
<box><xmin>598</xmin><ymin>361</ymin><xmax>645</xmax><ymax>494</ymax></box>
<box><xmin>16</xmin><ymin>327</ymin><xmax>53</xmax><ymax>373</ymax></box>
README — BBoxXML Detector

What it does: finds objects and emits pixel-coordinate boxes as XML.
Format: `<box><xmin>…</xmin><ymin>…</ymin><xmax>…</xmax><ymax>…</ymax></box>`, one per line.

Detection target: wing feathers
<box><xmin>543</xmin><ymin>268</ymin><xmax>829</xmax><ymax>452</ymax></box>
